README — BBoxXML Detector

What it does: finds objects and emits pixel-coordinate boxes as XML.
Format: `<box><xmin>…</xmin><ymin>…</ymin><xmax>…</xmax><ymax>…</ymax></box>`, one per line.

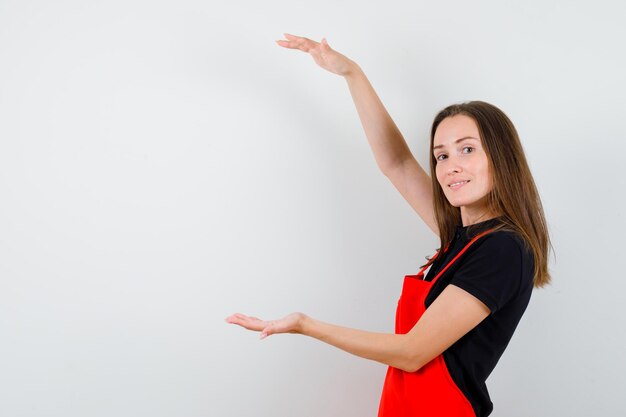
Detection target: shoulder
<box><xmin>469</xmin><ymin>230</ymin><xmax>535</xmax><ymax>283</ymax></box>
<box><xmin>451</xmin><ymin>230</ymin><xmax>534</xmax><ymax>313</ymax></box>
<box><xmin>475</xmin><ymin>229</ymin><xmax>531</xmax><ymax>260</ymax></box>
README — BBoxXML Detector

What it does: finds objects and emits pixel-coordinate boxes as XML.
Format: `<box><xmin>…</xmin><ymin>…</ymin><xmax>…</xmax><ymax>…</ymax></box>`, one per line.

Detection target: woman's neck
<box><xmin>460</xmin><ymin>209</ymin><xmax>498</xmax><ymax>227</ymax></box>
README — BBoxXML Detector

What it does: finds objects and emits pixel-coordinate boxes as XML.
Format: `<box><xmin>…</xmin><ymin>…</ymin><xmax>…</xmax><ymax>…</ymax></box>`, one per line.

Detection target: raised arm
<box><xmin>277</xmin><ymin>34</ymin><xmax>438</xmax><ymax>235</ymax></box>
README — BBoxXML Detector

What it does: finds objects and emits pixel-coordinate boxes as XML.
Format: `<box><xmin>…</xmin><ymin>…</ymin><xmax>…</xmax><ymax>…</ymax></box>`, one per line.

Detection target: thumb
<box><xmin>260</xmin><ymin>323</ymin><xmax>275</xmax><ymax>340</ymax></box>
<box><xmin>321</xmin><ymin>37</ymin><xmax>330</xmax><ymax>50</ymax></box>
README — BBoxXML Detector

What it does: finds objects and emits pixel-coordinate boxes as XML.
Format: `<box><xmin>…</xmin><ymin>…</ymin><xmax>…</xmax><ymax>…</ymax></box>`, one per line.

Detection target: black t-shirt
<box><xmin>422</xmin><ymin>217</ymin><xmax>535</xmax><ymax>417</ymax></box>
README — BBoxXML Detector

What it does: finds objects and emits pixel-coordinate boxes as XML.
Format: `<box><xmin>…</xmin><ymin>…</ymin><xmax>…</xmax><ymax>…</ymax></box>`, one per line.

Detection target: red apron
<box><xmin>378</xmin><ymin>230</ymin><xmax>493</xmax><ymax>417</ymax></box>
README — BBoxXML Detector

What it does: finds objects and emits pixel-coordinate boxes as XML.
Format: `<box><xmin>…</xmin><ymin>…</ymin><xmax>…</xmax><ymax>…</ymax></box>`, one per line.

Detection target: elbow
<box><xmin>398</xmin><ymin>355</ymin><xmax>425</xmax><ymax>373</ymax></box>
<box><xmin>379</xmin><ymin>162</ymin><xmax>393</xmax><ymax>177</ymax></box>
<box><xmin>380</xmin><ymin>159</ymin><xmax>402</xmax><ymax>178</ymax></box>
<box><xmin>395</xmin><ymin>335</ymin><xmax>427</xmax><ymax>373</ymax></box>
<box><xmin>401</xmin><ymin>361</ymin><xmax>423</xmax><ymax>373</ymax></box>
<box><xmin>379</xmin><ymin>155</ymin><xmax>407</xmax><ymax>178</ymax></box>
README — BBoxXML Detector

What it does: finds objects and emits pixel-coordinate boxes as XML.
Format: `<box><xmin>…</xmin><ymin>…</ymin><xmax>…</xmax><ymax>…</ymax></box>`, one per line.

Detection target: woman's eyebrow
<box><xmin>433</xmin><ymin>136</ymin><xmax>479</xmax><ymax>150</ymax></box>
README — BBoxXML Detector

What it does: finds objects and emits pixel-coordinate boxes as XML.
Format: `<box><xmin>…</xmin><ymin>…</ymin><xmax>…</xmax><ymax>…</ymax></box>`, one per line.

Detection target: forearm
<box><xmin>300</xmin><ymin>315</ymin><xmax>416</xmax><ymax>372</ymax></box>
<box><xmin>344</xmin><ymin>63</ymin><xmax>413</xmax><ymax>174</ymax></box>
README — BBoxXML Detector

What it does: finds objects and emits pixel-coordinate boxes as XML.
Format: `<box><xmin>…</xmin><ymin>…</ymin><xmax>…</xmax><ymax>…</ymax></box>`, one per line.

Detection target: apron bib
<box><xmin>378</xmin><ymin>230</ymin><xmax>493</xmax><ymax>417</ymax></box>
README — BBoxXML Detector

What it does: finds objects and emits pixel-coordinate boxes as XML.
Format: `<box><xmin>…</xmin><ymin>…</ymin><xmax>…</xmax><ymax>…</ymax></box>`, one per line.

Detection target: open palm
<box><xmin>225</xmin><ymin>312</ymin><xmax>305</xmax><ymax>339</ymax></box>
<box><xmin>276</xmin><ymin>33</ymin><xmax>355</xmax><ymax>76</ymax></box>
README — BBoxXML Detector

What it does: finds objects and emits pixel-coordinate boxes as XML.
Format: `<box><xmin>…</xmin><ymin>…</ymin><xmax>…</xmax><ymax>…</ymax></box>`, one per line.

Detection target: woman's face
<box><xmin>433</xmin><ymin>115</ymin><xmax>495</xmax><ymax>225</ymax></box>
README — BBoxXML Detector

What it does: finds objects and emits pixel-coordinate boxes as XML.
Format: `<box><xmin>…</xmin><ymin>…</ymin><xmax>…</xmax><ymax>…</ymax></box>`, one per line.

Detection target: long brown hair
<box><xmin>429</xmin><ymin>101</ymin><xmax>551</xmax><ymax>288</ymax></box>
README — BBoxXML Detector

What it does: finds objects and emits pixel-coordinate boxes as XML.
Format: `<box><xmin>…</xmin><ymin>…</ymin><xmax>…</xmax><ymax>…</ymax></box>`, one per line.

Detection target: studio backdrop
<box><xmin>1</xmin><ymin>0</ymin><xmax>625</xmax><ymax>416</ymax></box>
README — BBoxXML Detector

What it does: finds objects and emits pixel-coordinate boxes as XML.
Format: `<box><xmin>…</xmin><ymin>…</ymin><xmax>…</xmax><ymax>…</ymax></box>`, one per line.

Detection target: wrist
<box><xmin>299</xmin><ymin>313</ymin><xmax>315</xmax><ymax>336</ymax></box>
<box><xmin>343</xmin><ymin>60</ymin><xmax>362</xmax><ymax>79</ymax></box>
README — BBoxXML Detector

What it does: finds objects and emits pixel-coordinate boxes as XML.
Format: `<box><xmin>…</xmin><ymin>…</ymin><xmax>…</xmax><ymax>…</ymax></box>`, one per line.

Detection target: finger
<box><xmin>225</xmin><ymin>314</ymin><xmax>246</xmax><ymax>325</ymax></box>
<box><xmin>234</xmin><ymin>313</ymin><xmax>263</xmax><ymax>323</ymax></box>
<box><xmin>225</xmin><ymin>313</ymin><xmax>243</xmax><ymax>323</ymax></box>
<box><xmin>229</xmin><ymin>313</ymin><xmax>248</xmax><ymax>322</ymax></box>
<box><xmin>283</xmin><ymin>33</ymin><xmax>301</xmax><ymax>40</ymax></box>
<box><xmin>276</xmin><ymin>39</ymin><xmax>309</xmax><ymax>52</ymax></box>
<box><xmin>292</xmin><ymin>37</ymin><xmax>315</xmax><ymax>53</ymax></box>
<box><xmin>320</xmin><ymin>38</ymin><xmax>333</xmax><ymax>56</ymax></box>
<box><xmin>231</xmin><ymin>320</ymin><xmax>265</xmax><ymax>331</ymax></box>
<box><xmin>278</xmin><ymin>34</ymin><xmax>318</xmax><ymax>53</ymax></box>
<box><xmin>226</xmin><ymin>313</ymin><xmax>267</xmax><ymax>331</ymax></box>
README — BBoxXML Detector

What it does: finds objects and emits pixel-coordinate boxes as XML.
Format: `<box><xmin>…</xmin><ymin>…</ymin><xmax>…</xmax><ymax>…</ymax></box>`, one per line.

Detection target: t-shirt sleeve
<box><xmin>450</xmin><ymin>234</ymin><xmax>525</xmax><ymax>314</ymax></box>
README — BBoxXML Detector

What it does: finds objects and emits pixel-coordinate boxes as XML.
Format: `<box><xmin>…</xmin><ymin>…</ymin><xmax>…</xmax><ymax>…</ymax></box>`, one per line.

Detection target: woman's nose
<box><xmin>447</xmin><ymin>161</ymin><xmax>462</xmax><ymax>175</ymax></box>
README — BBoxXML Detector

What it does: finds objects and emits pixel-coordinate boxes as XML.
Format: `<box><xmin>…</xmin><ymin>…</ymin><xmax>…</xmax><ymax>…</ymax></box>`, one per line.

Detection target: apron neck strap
<box><xmin>429</xmin><ymin>229</ymin><xmax>495</xmax><ymax>285</ymax></box>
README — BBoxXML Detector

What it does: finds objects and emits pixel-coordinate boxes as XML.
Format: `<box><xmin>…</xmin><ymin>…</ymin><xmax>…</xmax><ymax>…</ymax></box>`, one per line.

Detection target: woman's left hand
<box><xmin>225</xmin><ymin>312</ymin><xmax>306</xmax><ymax>339</ymax></box>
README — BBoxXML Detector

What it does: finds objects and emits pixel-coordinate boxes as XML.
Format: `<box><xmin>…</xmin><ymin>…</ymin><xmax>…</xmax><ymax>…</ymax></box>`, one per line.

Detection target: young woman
<box><xmin>226</xmin><ymin>34</ymin><xmax>551</xmax><ymax>417</ymax></box>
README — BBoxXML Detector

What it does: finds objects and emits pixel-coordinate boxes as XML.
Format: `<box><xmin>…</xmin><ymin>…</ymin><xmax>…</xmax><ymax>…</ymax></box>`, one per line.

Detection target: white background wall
<box><xmin>1</xmin><ymin>0</ymin><xmax>625</xmax><ymax>416</ymax></box>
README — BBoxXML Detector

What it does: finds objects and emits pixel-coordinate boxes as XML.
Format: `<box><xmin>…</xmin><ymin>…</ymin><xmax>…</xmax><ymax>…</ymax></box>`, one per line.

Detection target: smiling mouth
<box><xmin>449</xmin><ymin>180</ymin><xmax>469</xmax><ymax>188</ymax></box>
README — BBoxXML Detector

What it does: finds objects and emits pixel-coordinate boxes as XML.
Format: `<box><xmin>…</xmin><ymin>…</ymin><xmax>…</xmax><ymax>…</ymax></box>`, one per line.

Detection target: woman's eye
<box><xmin>436</xmin><ymin>154</ymin><xmax>447</xmax><ymax>161</ymax></box>
<box><xmin>462</xmin><ymin>146</ymin><xmax>474</xmax><ymax>154</ymax></box>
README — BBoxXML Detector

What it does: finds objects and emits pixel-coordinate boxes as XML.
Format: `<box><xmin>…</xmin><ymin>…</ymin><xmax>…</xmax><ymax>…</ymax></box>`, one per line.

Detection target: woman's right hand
<box><xmin>276</xmin><ymin>33</ymin><xmax>357</xmax><ymax>77</ymax></box>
